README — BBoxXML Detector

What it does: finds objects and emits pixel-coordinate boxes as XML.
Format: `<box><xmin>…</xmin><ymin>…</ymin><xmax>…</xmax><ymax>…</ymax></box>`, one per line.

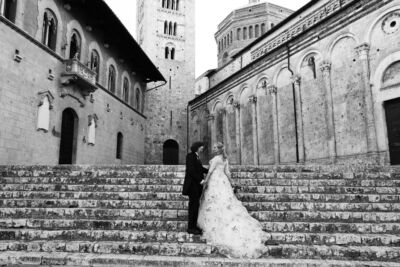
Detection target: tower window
<box><xmin>108</xmin><ymin>65</ymin><xmax>116</xmax><ymax>93</ymax></box>
<box><xmin>237</xmin><ymin>28</ymin><xmax>241</xmax><ymax>41</ymax></box>
<box><xmin>162</xmin><ymin>0</ymin><xmax>166</xmax><ymax>8</ymax></box>
<box><xmin>171</xmin><ymin>48</ymin><xmax>175</xmax><ymax>60</ymax></box>
<box><xmin>90</xmin><ymin>49</ymin><xmax>100</xmax><ymax>82</ymax></box>
<box><xmin>173</xmin><ymin>22</ymin><xmax>177</xmax><ymax>36</ymax></box>
<box><xmin>164</xmin><ymin>21</ymin><xmax>168</xmax><ymax>34</ymax></box>
<box><xmin>1</xmin><ymin>0</ymin><xmax>17</xmax><ymax>23</ymax></box>
<box><xmin>243</xmin><ymin>27</ymin><xmax>247</xmax><ymax>40</ymax></box>
<box><xmin>255</xmin><ymin>24</ymin><xmax>259</xmax><ymax>38</ymax></box>
<box><xmin>165</xmin><ymin>47</ymin><xmax>169</xmax><ymax>59</ymax></box>
<box><xmin>42</xmin><ymin>9</ymin><xmax>58</xmax><ymax>51</ymax></box>
<box><xmin>176</xmin><ymin>0</ymin><xmax>179</xmax><ymax>10</ymax></box>
<box><xmin>123</xmin><ymin>77</ymin><xmax>129</xmax><ymax>102</ymax></box>
<box><xmin>249</xmin><ymin>26</ymin><xmax>253</xmax><ymax>39</ymax></box>
<box><xmin>261</xmin><ymin>23</ymin><xmax>266</xmax><ymax>34</ymax></box>
<box><xmin>69</xmin><ymin>30</ymin><xmax>81</xmax><ymax>60</ymax></box>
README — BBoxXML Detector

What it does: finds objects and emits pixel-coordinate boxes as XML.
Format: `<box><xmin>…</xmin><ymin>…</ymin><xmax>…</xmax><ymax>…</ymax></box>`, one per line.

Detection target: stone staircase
<box><xmin>0</xmin><ymin>165</ymin><xmax>400</xmax><ymax>266</ymax></box>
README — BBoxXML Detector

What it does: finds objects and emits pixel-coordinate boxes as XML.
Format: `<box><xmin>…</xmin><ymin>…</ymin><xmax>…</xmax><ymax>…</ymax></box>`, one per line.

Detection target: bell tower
<box><xmin>137</xmin><ymin>0</ymin><xmax>196</xmax><ymax>164</ymax></box>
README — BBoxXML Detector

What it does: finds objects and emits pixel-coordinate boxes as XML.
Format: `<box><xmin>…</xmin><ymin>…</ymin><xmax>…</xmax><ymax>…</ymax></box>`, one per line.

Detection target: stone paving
<box><xmin>0</xmin><ymin>165</ymin><xmax>400</xmax><ymax>266</ymax></box>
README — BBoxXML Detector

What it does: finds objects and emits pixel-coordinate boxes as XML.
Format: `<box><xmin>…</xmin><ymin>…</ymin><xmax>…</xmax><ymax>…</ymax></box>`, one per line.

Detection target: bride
<box><xmin>197</xmin><ymin>142</ymin><xmax>268</xmax><ymax>259</ymax></box>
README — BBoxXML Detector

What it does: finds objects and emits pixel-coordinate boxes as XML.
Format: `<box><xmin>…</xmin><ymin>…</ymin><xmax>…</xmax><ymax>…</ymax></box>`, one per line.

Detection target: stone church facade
<box><xmin>189</xmin><ymin>0</ymin><xmax>400</xmax><ymax>166</ymax></box>
<box><xmin>0</xmin><ymin>0</ymin><xmax>164</xmax><ymax>165</ymax></box>
<box><xmin>137</xmin><ymin>0</ymin><xmax>195</xmax><ymax>164</ymax></box>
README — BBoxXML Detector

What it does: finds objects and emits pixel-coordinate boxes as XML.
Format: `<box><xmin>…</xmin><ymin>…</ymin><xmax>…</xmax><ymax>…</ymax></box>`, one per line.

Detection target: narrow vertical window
<box><xmin>249</xmin><ymin>26</ymin><xmax>253</xmax><ymax>39</ymax></box>
<box><xmin>162</xmin><ymin>0</ymin><xmax>166</xmax><ymax>8</ymax></box>
<box><xmin>176</xmin><ymin>0</ymin><xmax>179</xmax><ymax>10</ymax></box>
<box><xmin>171</xmin><ymin>48</ymin><xmax>175</xmax><ymax>60</ymax></box>
<box><xmin>2</xmin><ymin>0</ymin><xmax>17</xmax><ymax>23</ymax></box>
<box><xmin>165</xmin><ymin>47</ymin><xmax>169</xmax><ymax>59</ymax></box>
<box><xmin>237</xmin><ymin>28</ymin><xmax>241</xmax><ymax>41</ymax></box>
<box><xmin>42</xmin><ymin>9</ymin><xmax>57</xmax><ymax>51</ymax></box>
<box><xmin>255</xmin><ymin>24</ymin><xmax>259</xmax><ymax>38</ymax></box>
<box><xmin>69</xmin><ymin>31</ymin><xmax>81</xmax><ymax>60</ymax></box>
<box><xmin>123</xmin><ymin>78</ymin><xmax>129</xmax><ymax>102</ymax></box>
<box><xmin>230</xmin><ymin>31</ymin><xmax>233</xmax><ymax>44</ymax></box>
<box><xmin>167</xmin><ymin>0</ymin><xmax>171</xmax><ymax>9</ymax></box>
<box><xmin>261</xmin><ymin>23</ymin><xmax>265</xmax><ymax>34</ymax></box>
<box><xmin>243</xmin><ymin>27</ymin><xmax>247</xmax><ymax>40</ymax></box>
<box><xmin>171</xmin><ymin>0</ymin><xmax>175</xmax><ymax>10</ymax></box>
<box><xmin>116</xmin><ymin>132</ymin><xmax>123</xmax><ymax>159</ymax></box>
<box><xmin>169</xmin><ymin>21</ymin><xmax>173</xmax><ymax>35</ymax></box>
<box><xmin>108</xmin><ymin>65</ymin><xmax>116</xmax><ymax>93</ymax></box>
<box><xmin>90</xmin><ymin>50</ymin><xmax>100</xmax><ymax>82</ymax></box>
<box><xmin>164</xmin><ymin>21</ymin><xmax>168</xmax><ymax>34</ymax></box>
<box><xmin>173</xmin><ymin>22</ymin><xmax>177</xmax><ymax>36</ymax></box>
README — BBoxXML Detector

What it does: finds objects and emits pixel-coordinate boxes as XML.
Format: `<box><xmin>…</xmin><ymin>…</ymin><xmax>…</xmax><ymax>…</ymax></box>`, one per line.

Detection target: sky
<box><xmin>104</xmin><ymin>0</ymin><xmax>309</xmax><ymax>76</ymax></box>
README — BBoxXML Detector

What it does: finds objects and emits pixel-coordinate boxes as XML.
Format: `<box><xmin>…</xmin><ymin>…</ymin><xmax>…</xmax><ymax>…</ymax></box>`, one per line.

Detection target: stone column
<box><xmin>249</xmin><ymin>95</ymin><xmax>259</xmax><ymax>165</ymax></box>
<box><xmin>207</xmin><ymin>114</ymin><xmax>215</xmax><ymax>149</ymax></box>
<box><xmin>356</xmin><ymin>43</ymin><xmax>378</xmax><ymax>153</ymax></box>
<box><xmin>233</xmin><ymin>101</ymin><xmax>241</xmax><ymax>164</ymax></box>
<box><xmin>292</xmin><ymin>75</ymin><xmax>305</xmax><ymax>163</ymax></box>
<box><xmin>221</xmin><ymin>109</ymin><xmax>227</xmax><ymax>145</ymax></box>
<box><xmin>320</xmin><ymin>60</ymin><xmax>337</xmax><ymax>161</ymax></box>
<box><xmin>268</xmin><ymin>85</ymin><xmax>280</xmax><ymax>164</ymax></box>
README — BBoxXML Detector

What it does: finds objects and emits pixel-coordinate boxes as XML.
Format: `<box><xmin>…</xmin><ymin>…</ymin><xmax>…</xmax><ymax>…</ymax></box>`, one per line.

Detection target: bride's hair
<box><xmin>214</xmin><ymin>142</ymin><xmax>227</xmax><ymax>161</ymax></box>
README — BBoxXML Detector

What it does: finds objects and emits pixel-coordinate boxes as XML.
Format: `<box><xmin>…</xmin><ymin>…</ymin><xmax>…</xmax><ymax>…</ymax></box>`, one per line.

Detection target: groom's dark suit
<box><xmin>183</xmin><ymin>152</ymin><xmax>208</xmax><ymax>230</ymax></box>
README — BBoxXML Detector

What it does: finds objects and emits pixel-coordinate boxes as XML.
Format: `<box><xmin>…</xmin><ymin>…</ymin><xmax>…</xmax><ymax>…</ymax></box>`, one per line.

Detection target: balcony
<box><xmin>61</xmin><ymin>59</ymin><xmax>97</xmax><ymax>96</ymax></box>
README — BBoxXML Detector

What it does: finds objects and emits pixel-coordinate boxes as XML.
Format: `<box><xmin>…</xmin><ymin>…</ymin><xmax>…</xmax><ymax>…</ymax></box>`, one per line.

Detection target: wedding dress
<box><xmin>197</xmin><ymin>155</ymin><xmax>268</xmax><ymax>258</ymax></box>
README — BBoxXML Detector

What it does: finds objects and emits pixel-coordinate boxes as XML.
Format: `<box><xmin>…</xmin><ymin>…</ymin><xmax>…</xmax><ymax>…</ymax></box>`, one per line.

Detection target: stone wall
<box><xmin>0</xmin><ymin>0</ymin><xmax>149</xmax><ymax>164</ymax></box>
<box><xmin>190</xmin><ymin>0</ymin><xmax>399</xmax><ymax>165</ymax></box>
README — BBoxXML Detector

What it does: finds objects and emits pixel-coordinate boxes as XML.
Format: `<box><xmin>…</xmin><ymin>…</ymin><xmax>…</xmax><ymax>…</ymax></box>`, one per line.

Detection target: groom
<box><xmin>182</xmin><ymin>142</ymin><xmax>208</xmax><ymax>235</ymax></box>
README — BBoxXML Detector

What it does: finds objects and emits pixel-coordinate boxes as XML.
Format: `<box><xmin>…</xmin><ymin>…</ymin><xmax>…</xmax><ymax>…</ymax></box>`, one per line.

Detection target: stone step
<box><xmin>2</xmin><ymin>199</ymin><xmax>400</xmax><ymax>212</ymax></box>
<box><xmin>1</xmin><ymin>229</ymin><xmax>400</xmax><ymax>247</ymax></box>
<box><xmin>0</xmin><ymin>229</ymin><xmax>204</xmax><ymax>244</ymax></box>
<box><xmin>2</xmin><ymin>208</ymin><xmax>400</xmax><ymax>223</ymax></box>
<box><xmin>3</xmin><ymin>176</ymin><xmax>400</xmax><ymax>188</ymax></box>
<box><xmin>3</xmin><ymin>218</ymin><xmax>400</xmax><ymax>235</ymax></box>
<box><xmin>1</xmin><ymin>241</ymin><xmax>400</xmax><ymax>262</ymax></box>
<box><xmin>1</xmin><ymin>191</ymin><xmax>399</xmax><ymax>203</ymax></box>
<box><xmin>2</xmin><ymin>183</ymin><xmax>400</xmax><ymax>195</ymax></box>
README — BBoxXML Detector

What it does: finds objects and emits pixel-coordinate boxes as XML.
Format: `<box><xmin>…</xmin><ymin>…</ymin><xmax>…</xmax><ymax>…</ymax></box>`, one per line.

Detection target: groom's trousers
<box><xmin>188</xmin><ymin>185</ymin><xmax>203</xmax><ymax>229</ymax></box>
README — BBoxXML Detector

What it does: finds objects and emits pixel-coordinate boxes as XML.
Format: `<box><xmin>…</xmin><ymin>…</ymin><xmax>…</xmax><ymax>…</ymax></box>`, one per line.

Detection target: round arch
<box><xmin>163</xmin><ymin>139</ymin><xmax>179</xmax><ymax>165</ymax></box>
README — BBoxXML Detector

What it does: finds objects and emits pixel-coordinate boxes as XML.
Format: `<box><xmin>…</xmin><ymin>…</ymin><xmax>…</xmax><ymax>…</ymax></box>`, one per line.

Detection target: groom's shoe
<box><xmin>187</xmin><ymin>228</ymin><xmax>202</xmax><ymax>235</ymax></box>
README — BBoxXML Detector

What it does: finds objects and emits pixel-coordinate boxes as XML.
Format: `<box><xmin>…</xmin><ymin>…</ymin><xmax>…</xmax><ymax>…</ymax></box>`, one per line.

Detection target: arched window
<box><xmin>108</xmin><ymin>65</ymin><xmax>116</xmax><ymax>93</ymax></box>
<box><xmin>42</xmin><ymin>9</ymin><xmax>57</xmax><ymax>51</ymax></box>
<box><xmin>116</xmin><ymin>132</ymin><xmax>123</xmax><ymax>159</ymax></box>
<box><xmin>230</xmin><ymin>31</ymin><xmax>233</xmax><ymax>44</ymax></box>
<box><xmin>164</xmin><ymin>21</ymin><xmax>168</xmax><ymax>34</ymax></box>
<box><xmin>90</xmin><ymin>50</ymin><xmax>100</xmax><ymax>82</ymax></box>
<box><xmin>176</xmin><ymin>0</ymin><xmax>179</xmax><ymax>10</ymax></box>
<box><xmin>261</xmin><ymin>23</ymin><xmax>265</xmax><ymax>34</ymax></box>
<box><xmin>165</xmin><ymin>47</ymin><xmax>169</xmax><ymax>59</ymax></box>
<box><xmin>243</xmin><ymin>27</ymin><xmax>247</xmax><ymax>40</ymax></box>
<box><xmin>171</xmin><ymin>48</ymin><xmax>175</xmax><ymax>60</ymax></box>
<box><xmin>237</xmin><ymin>28</ymin><xmax>241</xmax><ymax>41</ymax></box>
<box><xmin>162</xmin><ymin>0</ymin><xmax>166</xmax><ymax>8</ymax></box>
<box><xmin>69</xmin><ymin>31</ymin><xmax>81</xmax><ymax>60</ymax></box>
<box><xmin>1</xmin><ymin>0</ymin><xmax>17</xmax><ymax>23</ymax></box>
<box><xmin>123</xmin><ymin>78</ymin><xmax>129</xmax><ymax>102</ymax></box>
<box><xmin>136</xmin><ymin>88</ymin><xmax>141</xmax><ymax>111</ymax></box>
<box><xmin>255</xmin><ymin>24</ymin><xmax>259</xmax><ymax>38</ymax></box>
<box><xmin>167</xmin><ymin>0</ymin><xmax>171</xmax><ymax>9</ymax></box>
<box><xmin>171</xmin><ymin>0</ymin><xmax>175</xmax><ymax>10</ymax></box>
<box><xmin>173</xmin><ymin>22</ymin><xmax>177</xmax><ymax>36</ymax></box>
<box><xmin>168</xmin><ymin>21</ymin><xmax>173</xmax><ymax>35</ymax></box>
<box><xmin>249</xmin><ymin>26</ymin><xmax>253</xmax><ymax>39</ymax></box>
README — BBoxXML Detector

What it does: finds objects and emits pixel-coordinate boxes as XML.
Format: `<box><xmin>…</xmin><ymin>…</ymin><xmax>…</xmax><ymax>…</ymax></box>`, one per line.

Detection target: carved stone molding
<box><xmin>207</xmin><ymin>114</ymin><xmax>215</xmax><ymax>121</ymax></box>
<box><xmin>267</xmin><ymin>85</ymin><xmax>277</xmax><ymax>95</ymax></box>
<box><xmin>233</xmin><ymin>102</ymin><xmax>241</xmax><ymax>110</ymax></box>
<box><xmin>38</xmin><ymin>90</ymin><xmax>55</xmax><ymax>109</ymax></box>
<box><xmin>355</xmin><ymin>43</ymin><xmax>371</xmax><ymax>60</ymax></box>
<box><xmin>291</xmin><ymin>75</ymin><xmax>301</xmax><ymax>85</ymax></box>
<box><xmin>249</xmin><ymin>95</ymin><xmax>257</xmax><ymax>104</ymax></box>
<box><xmin>320</xmin><ymin>60</ymin><xmax>332</xmax><ymax>72</ymax></box>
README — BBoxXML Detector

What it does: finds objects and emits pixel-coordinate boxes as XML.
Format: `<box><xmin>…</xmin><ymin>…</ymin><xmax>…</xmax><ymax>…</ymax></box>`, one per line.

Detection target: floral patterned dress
<box><xmin>197</xmin><ymin>155</ymin><xmax>268</xmax><ymax>258</ymax></box>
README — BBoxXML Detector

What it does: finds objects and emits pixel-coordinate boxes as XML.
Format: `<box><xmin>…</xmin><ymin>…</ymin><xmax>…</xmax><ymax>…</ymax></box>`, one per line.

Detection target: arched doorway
<box><xmin>385</xmin><ymin>98</ymin><xmax>400</xmax><ymax>165</ymax></box>
<box><xmin>163</xmin><ymin>139</ymin><xmax>179</xmax><ymax>165</ymax></box>
<box><xmin>59</xmin><ymin>108</ymin><xmax>79</xmax><ymax>164</ymax></box>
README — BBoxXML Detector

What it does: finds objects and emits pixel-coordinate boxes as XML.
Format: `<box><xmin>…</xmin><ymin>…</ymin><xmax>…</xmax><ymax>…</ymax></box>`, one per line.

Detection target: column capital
<box><xmin>233</xmin><ymin>101</ymin><xmax>241</xmax><ymax>110</ymax></box>
<box><xmin>355</xmin><ymin>42</ymin><xmax>370</xmax><ymax>59</ymax></box>
<box><xmin>291</xmin><ymin>75</ymin><xmax>301</xmax><ymax>85</ymax></box>
<box><xmin>320</xmin><ymin>60</ymin><xmax>332</xmax><ymax>72</ymax></box>
<box><xmin>267</xmin><ymin>85</ymin><xmax>277</xmax><ymax>95</ymax></box>
<box><xmin>207</xmin><ymin>114</ymin><xmax>215</xmax><ymax>121</ymax></box>
<box><xmin>248</xmin><ymin>95</ymin><xmax>257</xmax><ymax>104</ymax></box>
